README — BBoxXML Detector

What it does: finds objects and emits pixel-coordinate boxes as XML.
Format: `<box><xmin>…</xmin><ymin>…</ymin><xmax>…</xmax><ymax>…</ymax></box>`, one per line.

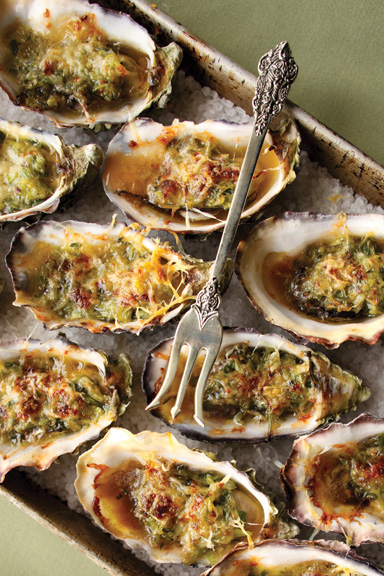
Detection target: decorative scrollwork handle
<box><xmin>194</xmin><ymin>41</ymin><xmax>297</xmax><ymax>331</ymax></box>
<box><xmin>192</xmin><ymin>278</ymin><xmax>221</xmax><ymax>330</ymax></box>
<box><xmin>253</xmin><ymin>41</ymin><xmax>298</xmax><ymax>136</ymax></box>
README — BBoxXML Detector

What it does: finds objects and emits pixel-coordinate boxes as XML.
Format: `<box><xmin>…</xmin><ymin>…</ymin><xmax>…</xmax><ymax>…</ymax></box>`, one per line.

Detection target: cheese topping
<box><xmin>91</xmin><ymin>456</ymin><xmax>262</xmax><ymax>565</ymax></box>
<box><xmin>14</xmin><ymin>225</ymin><xmax>211</xmax><ymax>331</ymax></box>
<box><xmin>0</xmin><ymin>129</ymin><xmax>60</xmax><ymax>214</ymax></box>
<box><xmin>0</xmin><ymin>347</ymin><xmax>131</xmax><ymax>448</ymax></box>
<box><xmin>264</xmin><ymin>232</ymin><xmax>384</xmax><ymax>322</ymax></box>
<box><xmin>103</xmin><ymin>127</ymin><xmax>280</xmax><ymax>213</ymax></box>
<box><xmin>308</xmin><ymin>432</ymin><xmax>384</xmax><ymax>524</ymax></box>
<box><xmin>1</xmin><ymin>13</ymin><xmax>150</xmax><ymax>119</ymax></box>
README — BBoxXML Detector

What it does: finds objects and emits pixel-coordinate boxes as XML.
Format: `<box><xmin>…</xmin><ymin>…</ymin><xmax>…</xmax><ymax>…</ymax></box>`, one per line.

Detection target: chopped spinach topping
<box><xmin>147</xmin><ymin>133</ymin><xmax>242</xmax><ymax>211</ymax></box>
<box><xmin>0</xmin><ymin>348</ymin><xmax>131</xmax><ymax>447</ymax></box>
<box><xmin>0</xmin><ymin>131</ymin><xmax>59</xmax><ymax>214</ymax></box>
<box><xmin>287</xmin><ymin>233</ymin><xmax>384</xmax><ymax>320</ymax></box>
<box><xmin>202</xmin><ymin>344</ymin><xmax>316</xmax><ymax>429</ymax></box>
<box><xmin>309</xmin><ymin>432</ymin><xmax>384</xmax><ymax>522</ymax></box>
<box><xmin>104</xmin><ymin>457</ymin><xmax>253</xmax><ymax>565</ymax></box>
<box><xmin>2</xmin><ymin>14</ymin><xmax>150</xmax><ymax>119</ymax></box>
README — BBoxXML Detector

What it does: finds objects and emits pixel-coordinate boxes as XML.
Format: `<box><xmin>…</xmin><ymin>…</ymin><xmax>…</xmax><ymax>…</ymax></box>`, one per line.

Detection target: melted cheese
<box><xmin>1</xmin><ymin>14</ymin><xmax>150</xmax><ymax>118</ymax></box>
<box><xmin>0</xmin><ymin>130</ymin><xmax>59</xmax><ymax>214</ymax></box>
<box><xmin>15</xmin><ymin>225</ymin><xmax>210</xmax><ymax>331</ymax></box>
<box><xmin>103</xmin><ymin>128</ymin><xmax>280</xmax><ymax>212</ymax></box>
<box><xmin>91</xmin><ymin>456</ymin><xmax>261</xmax><ymax>565</ymax></box>
<box><xmin>0</xmin><ymin>347</ymin><xmax>131</xmax><ymax>448</ymax></box>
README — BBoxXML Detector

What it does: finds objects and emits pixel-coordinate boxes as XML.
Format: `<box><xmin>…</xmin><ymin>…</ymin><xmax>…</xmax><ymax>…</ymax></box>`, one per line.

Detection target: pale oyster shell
<box><xmin>75</xmin><ymin>428</ymin><xmax>296</xmax><ymax>566</ymax></box>
<box><xmin>0</xmin><ymin>0</ymin><xmax>182</xmax><ymax>127</ymax></box>
<box><xmin>281</xmin><ymin>413</ymin><xmax>384</xmax><ymax>546</ymax></box>
<box><xmin>143</xmin><ymin>328</ymin><xmax>369</xmax><ymax>442</ymax></box>
<box><xmin>6</xmin><ymin>219</ymin><xmax>232</xmax><ymax>334</ymax></box>
<box><xmin>102</xmin><ymin>115</ymin><xmax>300</xmax><ymax>234</ymax></box>
<box><xmin>203</xmin><ymin>539</ymin><xmax>384</xmax><ymax>576</ymax></box>
<box><xmin>0</xmin><ymin>117</ymin><xmax>103</xmax><ymax>222</ymax></box>
<box><xmin>236</xmin><ymin>212</ymin><xmax>384</xmax><ymax>348</ymax></box>
<box><xmin>0</xmin><ymin>335</ymin><xmax>132</xmax><ymax>482</ymax></box>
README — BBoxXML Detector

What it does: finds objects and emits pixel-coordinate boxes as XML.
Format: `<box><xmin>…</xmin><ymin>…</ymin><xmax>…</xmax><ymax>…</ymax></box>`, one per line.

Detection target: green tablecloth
<box><xmin>157</xmin><ymin>0</ymin><xmax>384</xmax><ymax>167</ymax></box>
<box><xmin>1</xmin><ymin>2</ymin><xmax>383</xmax><ymax>575</ymax></box>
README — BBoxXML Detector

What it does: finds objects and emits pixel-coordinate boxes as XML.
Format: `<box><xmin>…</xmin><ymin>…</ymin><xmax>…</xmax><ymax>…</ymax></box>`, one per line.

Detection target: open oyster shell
<box><xmin>0</xmin><ymin>0</ymin><xmax>182</xmax><ymax>127</ymax></box>
<box><xmin>102</xmin><ymin>115</ymin><xmax>300</xmax><ymax>234</ymax></box>
<box><xmin>75</xmin><ymin>428</ymin><xmax>296</xmax><ymax>566</ymax></box>
<box><xmin>281</xmin><ymin>414</ymin><xmax>384</xmax><ymax>546</ymax></box>
<box><xmin>0</xmin><ymin>118</ymin><xmax>103</xmax><ymax>222</ymax></box>
<box><xmin>0</xmin><ymin>335</ymin><xmax>132</xmax><ymax>482</ymax></box>
<box><xmin>203</xmin><ymin>539</ymin><xmax>384</xmax><ymax>576</ymax></box>
<box><xmin>236</xmin><ymin>212</ymin><xmax>384</xmax><ymax>348</ymax></box>
<box><xmin>7</xmin><ymin>219</ymin><xmax>232</xmax><ymax>334</ymax></box>
<box><xmin>143</xmin><ymin>328</ymin><xmax>369</xmax><ymax>442</ymax></box>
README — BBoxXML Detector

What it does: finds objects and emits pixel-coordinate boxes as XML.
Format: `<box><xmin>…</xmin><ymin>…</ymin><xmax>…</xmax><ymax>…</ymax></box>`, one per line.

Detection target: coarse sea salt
<box><xmin>1</xmin><ymin>69</ymin><xmax>384</xmax><ymax>575</ymax></box>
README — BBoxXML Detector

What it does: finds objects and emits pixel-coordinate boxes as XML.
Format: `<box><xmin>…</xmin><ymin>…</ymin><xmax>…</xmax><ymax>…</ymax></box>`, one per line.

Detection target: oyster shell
<box><xmin>0</xmin><ymin>335</ymin><xmax>132</xmax><ymax>482</ymax></box>
<box><xmin>0</xmin><ymin>117</ymin><xmax>103</xmax><ymax>222</ymax></box>
<box><xmin>236</xmin><ymin>212</ymin><xmax>384</xmax><ymax>348</ymax></box>
<box><xmin>75</xmin><ymin>428</ymin><xmax>296</xmax><ymax>566</ymax></box>
<box><xmin>0</xmin><ymin>0</ymin><xmax>182</xmax><ymax>127</ymax></box>
<box><xmin>143</xmin><ymin>328</ymin><xmax>369</xmax><ymax>442</ymax></box>
<box><xmin>281</xmin><ymin>414</ymin><xmax>384</xmax><ymax>546</ymax></box>
<box><xmin>102</xmin><ymin>115</ymin><xmax>300</xmax><ymax>234</ymax></box>
<box><xmin>7</xmin><ymin>219</ymin><xmax>232</xmax><ymax>334</ymax></box>
<box><xmin>203</xmin><ymin>539</ymin><xmax>384</xmax><ymax>576</ymax></box>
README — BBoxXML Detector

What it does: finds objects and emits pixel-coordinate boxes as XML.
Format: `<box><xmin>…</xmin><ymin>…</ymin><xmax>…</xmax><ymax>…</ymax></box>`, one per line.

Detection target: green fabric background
<box><xmin>1</xmin><ymin>1</ymin><xmax>383</xmax><ymax>575</ymax></box>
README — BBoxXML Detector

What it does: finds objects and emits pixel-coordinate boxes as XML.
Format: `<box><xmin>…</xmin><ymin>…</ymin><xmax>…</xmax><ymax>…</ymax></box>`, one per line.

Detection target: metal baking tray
<box><xmin>1</xmin><ymin>1</ymin><xmax>384</xmax><ymax>575</ymax></box>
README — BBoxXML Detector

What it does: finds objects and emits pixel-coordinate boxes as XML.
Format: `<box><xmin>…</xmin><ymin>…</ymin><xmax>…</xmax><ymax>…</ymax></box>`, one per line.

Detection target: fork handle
<box><xmin>211</xmin><ymin>41</ymin><xmax>298</xmax><ymax>283</ymax></box>
<box><xmin>210</xmin><ymin>125</ymin><xmax>267</xmax><ymax>281</ymax></box>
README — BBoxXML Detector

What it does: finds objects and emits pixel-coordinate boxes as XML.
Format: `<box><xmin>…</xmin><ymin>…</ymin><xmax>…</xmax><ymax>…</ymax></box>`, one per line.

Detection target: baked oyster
<box><xmin>281</xmin><ymin>414</ymin><xmax>384</xmax><ymax>546</ymax></box>
<box><xmin>236</xmin><ymin>212</ymin><xmax>384</xmax><ymax>348</ymax></box>
<box><xmin>0</xmin><ymin>335</ymin><xmax>132</xmax><ymax>482</ymax></box>
<box><xmin>203</xmin><ymin>539</ymin><xmax>384</xmax><ymax>576</ymax></box>
<box><xmin>143</xmin><ymin>328</ymin><xmax>369</xmax><ymax>442</ymax></box>
<box><xmin>102</xmin><ymin>116</ymin><xmax>300</xmax><ymax>234</ymax></box>
<box><xmin>7</xmin><ymin>219</ymin><xmax>231</xmax><ymax>334</ymax></box>
<box><xmin>0</xmin><ymin>0</ymin><xmax>182</xmax><ymax>127</ymax></box>
<box><xmin>75</xmin><ymin>428</ymin><xmax>296</xmax><ymax>566</ymax></box>
<box><xmin>0</xmin><ymin>118</ymin><xmax>103</xmax><ymax>222</ymax></box>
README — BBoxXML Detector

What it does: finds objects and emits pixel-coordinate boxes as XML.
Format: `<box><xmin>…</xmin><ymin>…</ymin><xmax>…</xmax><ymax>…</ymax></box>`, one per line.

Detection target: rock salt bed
<box><xmin>1</xmin><ymin>70</ymin><xmax>384</xmax><ymax>575</ymax></box>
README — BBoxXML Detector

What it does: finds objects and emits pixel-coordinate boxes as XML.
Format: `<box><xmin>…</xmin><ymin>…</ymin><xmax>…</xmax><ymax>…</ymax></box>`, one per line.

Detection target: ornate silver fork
<box><xmin>146</xmin><ymin>41</ymin><xmax>298</xmax><ymax>426</ymax></box>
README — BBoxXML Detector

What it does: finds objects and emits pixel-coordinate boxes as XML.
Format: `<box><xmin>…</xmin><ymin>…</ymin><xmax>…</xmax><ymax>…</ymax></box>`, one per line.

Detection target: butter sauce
<box><xmin>90</xmin><ymin>456</ymin><xmax>262</xmax><ymax>565</ymax></box>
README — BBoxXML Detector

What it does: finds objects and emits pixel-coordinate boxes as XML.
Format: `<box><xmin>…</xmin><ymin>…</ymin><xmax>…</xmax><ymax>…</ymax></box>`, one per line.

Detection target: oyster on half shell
<box><xmin>236</xmin><ymin>212</ymin><xmax>384</xmax><ymax>348</ymax></box>
<box><xmin>281</xmin><ymin>414</ymin><xmax>384</xmax><ymax>546</ymax></box>
<box><xmin>7</xmin><ymin>219</ymin><xmax>232</xmax><ymax>334</ymax></box>
<box><xmin>0</xmin><ymin>118</ymin><xmax>103</xmax><ymax>222</ymax></box>
<box><xmin>0</xmin><ymin>335</ymin><xmax>132</xmax><ymax>482</ymax></box>
<box><xmin>143</xmin><ymin>328</ymin><xmax>369</xmax><ymax>442</ymax></box>
<box><xmin>75</xmin><ymin>428</ymin><xmax>296</xmax><ymax>566</ymax></box>
<box><xmin>203</xmin><ymin>539</ymin><xmax>384</xmax><ymax>576</ymax></box>
<box><xmin>0</xmin><ymin>0</ymin><xmax>182</xmax><ymax>127</ymax></box>
<box><xmin>102</xmin><ymin>115</ymin><xmax>300</xmax><ymax>233</ymax></box>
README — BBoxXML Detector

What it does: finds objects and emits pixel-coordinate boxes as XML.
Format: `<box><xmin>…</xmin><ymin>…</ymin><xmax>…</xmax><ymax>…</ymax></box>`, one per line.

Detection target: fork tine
<box><xmin>170</xmin><ymin>345</ymin><xmax>200</xmax><ymax>421</ymax></box>
<box><xmin>146</xmin><ymin>336</ymin><xmax>184</xmax><ymax>411</ymax></box>
<box><xmin>193</xmin><ymin>347</ymin><xmax>218</xmax><ymax>427</ymax></box>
